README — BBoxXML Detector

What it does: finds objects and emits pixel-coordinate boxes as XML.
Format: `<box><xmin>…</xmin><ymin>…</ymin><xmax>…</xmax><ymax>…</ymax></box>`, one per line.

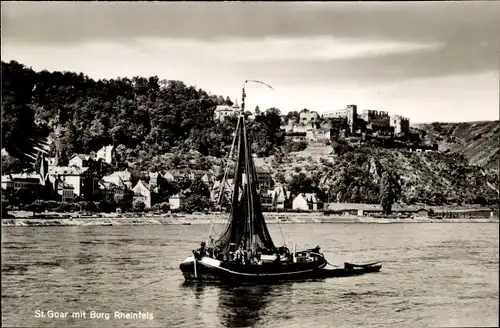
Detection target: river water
<box><xmin>1</xmin><ymin>223</ymin><xmax>498</xmax><ymax>328</ymax></box>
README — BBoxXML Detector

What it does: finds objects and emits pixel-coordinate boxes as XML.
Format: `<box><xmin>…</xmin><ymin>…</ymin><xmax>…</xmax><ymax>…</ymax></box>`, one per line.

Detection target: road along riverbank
<box><xmin>2</xmin><ymin>213</ymin><xmax>498</xmax><ymax>227</ymax></box>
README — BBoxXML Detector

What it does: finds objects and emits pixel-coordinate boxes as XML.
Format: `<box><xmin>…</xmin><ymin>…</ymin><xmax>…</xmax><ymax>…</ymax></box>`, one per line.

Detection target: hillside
<box><xmin>1</xmin><ymin>60</ymin><xmax>498</xmax><ymax>207</ymax></box>
<box><xmin>1</xmin><ymin>60</ymin><xmax>283</xmax><ymax>172</ymax></box>
<box><xmin>413</xmin><ymin>121</ymin><xmax>499</xmax><ymax>171</ymax></box>
<box><xmin>272</xmin><ymin>147</ymin><xmax>498</xmax><ymax>206</ymax></box>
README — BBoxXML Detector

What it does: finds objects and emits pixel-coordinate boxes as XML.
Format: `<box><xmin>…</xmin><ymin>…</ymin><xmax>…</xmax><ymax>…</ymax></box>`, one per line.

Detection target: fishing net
<box><xmin>214</xmin><ymin>117</ymin><xmax>276</xmax><ymax>253</ymax></box>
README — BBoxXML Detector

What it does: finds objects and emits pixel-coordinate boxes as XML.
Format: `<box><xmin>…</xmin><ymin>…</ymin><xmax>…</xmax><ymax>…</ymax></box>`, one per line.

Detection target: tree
<box><xmin>380</xmin><ymin>172</ymin><xmax>398</xmax><ymax>214</ymax></box>
<box><xmin>289</xmin><ymin>172</ymin><xmax>314</xmax><ymax>195</ymax></box>
<box><xmin>152</xmin><ymin>202</ymin><xmax>170</xmax><ymax>213</ymax></box>
<box><xmin>255</xmin><ymin>106</ymin><xmax>261</xmax><ymax>116</ymax></box>
<box><xmin>274</xmin><ymin>172</ymin><xmax>286</xmax><ymax>185</ymax></box>
<box><xmin>98</xmin><ymin>199</ymin><xmax>116</xmax><ymax>213</ymax></box>
<box><xmin>331</xmin><ymin>139</ymin><xmax>352</xmax><ymax>156</ymax></box>
<box><xmin>1</xmin><ymin>61</ymin><xmax>38</xmax><ymax>169</ymax></box>
<box><xmin>1</xmin><ymin>200</ymin><xmax>9</xmax><ymax>217</ymax></box>
<box><xmin>285</xmin><ymin>111</ymin><xmax>300</xmax><ymax>124</ymax></box>
<box><xmin>182</xmin><ymin>194</ymin><xmax>211</xmax><ymax>213</ymax></box>
<box><xmin>1</xmin><ymin>155</ymin><xmax>21</xmax><ymax>174</ymax></box>
<box><xmin>118</xmin><ymin>189</ymin><xmax>134</xmax><ymax>212</ymax></box>
<box><xmin>282</xmin><ymin>140</ymin><xmax>307</xmax><ymax>153</ymax></box>
<box><xmin>133</xmin><ymin>201</ymin><xmax>146</xmax><ymax>212</ymax></box>
<box><xmin>188</xmin><ymin>177</ymin><xmax>210</xmax><ymax>197</ymax></box>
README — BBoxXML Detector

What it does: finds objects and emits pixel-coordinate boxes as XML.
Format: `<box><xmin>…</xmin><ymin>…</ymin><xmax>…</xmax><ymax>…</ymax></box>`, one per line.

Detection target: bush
<box><xmin>133</xmin><ymin>201</ymin><xmax>146</xmax><ymax>213</ymax></box>
<box><xmin>2</xmin><ymin>199</ymin><xmax>10</xmax><ymax>217</ymax></box>
<box><xmin>97</xmin><ymin>200</ymin><xmax>117</xmax><ymax>213</ymax></box>
<box><xmin>282</xmin><ymin>140</ymin><xmax>308</xmax><ymax>153</ymax></box>
<box><xmin>151</xmin><ymin>202</ymin><xmax>170</xmax><ymax>213</ymax></box>
<box><xmin>181</xmin><ymin>195</ymin><xmax>211</xmax><ymax>214</ymax></box>
<box><xmin>77</xmin><ymin>201</ymin><xmax>98</xmax><ymax>212</ymax></box>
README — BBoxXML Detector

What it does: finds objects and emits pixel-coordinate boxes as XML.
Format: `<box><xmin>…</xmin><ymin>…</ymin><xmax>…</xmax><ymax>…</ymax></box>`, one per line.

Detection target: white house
<box><xmin>292</xmin><ymin>193</ymin><xmax>323</xmax><ymax>211</ymax></box>
<box><xmin>68</xmin><ymin>154</ymin><xmax>92</xmax><ymax>168</ymax></box>
<box><xmin>54</xmin><ymin>179</ymin><xmax>75</xmax><ymax>202</ymax></box>
<box><xmin>201</xmin><ymin>173</ymin><xmax>214</xmax><ymax>185</ymax></box>
<box><xmin>106</xmin><ymin>169</ymin><xmax>132</xmax><ymax>188</ymax></box>
<box><xmin>162</xmin><ymin>171</ymin><xmax>175</xmax><ymax>182</ymax></box>
<box><xmin>98</xmin><ymin>180</ymin><xmax>125</xmax><ymax>203</ymax></box>
<box><xmin>149</xmin><ymin>172</ymin><xmax>160</xmax><ymax>188</ymax></box>
<box><xmin>299</xmin><ymin>110</ymin><xmax>319</xmax><ymax>125</ymax></box>
<box><xmin>268</xmin><ymin>186</ymin><xmax>292</xmax><ymax>209</ymax></box>
<box><xmin>132</xmin><ymin>180</ymin><xmax>151</xmax><ymax>208</ymax></box>
<box><xmin>49</xmin><ymin>166</ymin><xmax>91</xmax><ymax>198</ymax></box>
<box><xmin>169</xmin><ymin>193</ymin><xmax>187</xmax><ymax>210</ymax></box>
<box><xmin>96</xmin><ymin>145</ymin><xmax>115</xmax><ymax>164</ymax></box>
<box><xmin>214</xmin><ymin>102</ymin><xmax>241</xmax><ymax>122</ymax></box>
<box><xmin>102</xmin><ymin>174</ymin><xmax>126</xmax><ymax>189</ymax></box>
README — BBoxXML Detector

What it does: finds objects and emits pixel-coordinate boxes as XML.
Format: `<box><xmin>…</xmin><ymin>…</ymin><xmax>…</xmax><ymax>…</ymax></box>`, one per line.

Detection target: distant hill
<box><xmin>273</xmin><ymin>146</ymin><xmax>498</xmax><ymax>206</ymax></box>
<box><xmin>413</xmin><ymin>121</ymin><xmax>499</xmax><ymax>171</ymax></box>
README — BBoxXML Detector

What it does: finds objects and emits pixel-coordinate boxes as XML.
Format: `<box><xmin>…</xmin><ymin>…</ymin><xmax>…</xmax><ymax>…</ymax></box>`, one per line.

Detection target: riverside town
<box><xmin>1</xmin><ymin>61</ymin><xmax>499</xmax><ymax>223</ymax></box>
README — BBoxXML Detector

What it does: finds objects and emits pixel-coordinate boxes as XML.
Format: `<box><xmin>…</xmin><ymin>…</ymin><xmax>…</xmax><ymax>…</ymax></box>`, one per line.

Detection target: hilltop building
<box><xmin>322</xmin><ymin>105</ymin><xmax>357</xmax><ymax>134</ymax></box>
<box><xmin>214</xmin><ymin>100</ymin><xmax>241</xmax><ymax>122</ymax></box>
<box><xmin>361</xmin><ymin>110</ymin><xmax>390</xmax><ymax>127</ymax></box>
<box><xmin>390</xmin><ymin>115</ymin><xmax>410</xmax><ymax>135</ymax></box>
<box><xmin>299</xmin><ymin>109</ymin><xmax>319</xmax><ymax>125</ymax></box>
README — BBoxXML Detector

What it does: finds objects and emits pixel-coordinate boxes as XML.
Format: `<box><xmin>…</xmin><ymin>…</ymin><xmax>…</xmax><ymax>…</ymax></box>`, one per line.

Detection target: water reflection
<box><xmin>182</xmin><ymin>282</ymin><xmax>288</xmax><ymax>328</ymax></box>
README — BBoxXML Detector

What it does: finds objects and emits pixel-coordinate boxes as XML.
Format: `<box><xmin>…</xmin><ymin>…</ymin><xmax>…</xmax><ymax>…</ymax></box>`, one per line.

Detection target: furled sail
<box><xmin>214</xmin><ymin>115</ymin><xmax>276</xmax><ymax>253</ymax></box>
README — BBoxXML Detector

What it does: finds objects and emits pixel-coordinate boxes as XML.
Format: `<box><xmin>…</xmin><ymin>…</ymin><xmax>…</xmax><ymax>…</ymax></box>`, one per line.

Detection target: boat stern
<box><xmin>179</xmin><ymin>256</ymin><xmax>223</xmax><ymax>281</ymax></box>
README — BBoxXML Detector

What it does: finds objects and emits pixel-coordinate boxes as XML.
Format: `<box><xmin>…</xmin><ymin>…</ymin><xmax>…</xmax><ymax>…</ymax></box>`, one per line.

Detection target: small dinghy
<box><xmin>315</xmin><ymin>262</ymin><xmax>382</xmax><ymax>279</ymax></box>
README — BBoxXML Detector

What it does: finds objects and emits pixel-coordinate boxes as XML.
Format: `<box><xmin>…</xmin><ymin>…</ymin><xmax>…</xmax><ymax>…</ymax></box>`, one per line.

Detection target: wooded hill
<box><xmin>1</xmin><ymin>60</ymin><xmax>284</xmax><ymax>173</ymax></box>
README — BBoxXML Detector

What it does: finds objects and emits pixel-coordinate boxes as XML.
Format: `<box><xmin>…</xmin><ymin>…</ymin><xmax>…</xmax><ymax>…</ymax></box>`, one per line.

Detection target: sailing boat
<box><xmin>179</xmin><ymin>82</ymin><xmax>382</xmax><ymax>283</ymax></box>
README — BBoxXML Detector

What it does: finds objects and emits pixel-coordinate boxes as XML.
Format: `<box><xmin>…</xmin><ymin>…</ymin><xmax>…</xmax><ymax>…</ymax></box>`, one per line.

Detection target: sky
<box><xmin>1</xmin><ymin>2</ymin><xmax>499</xmax><ymax>123</ymax></box>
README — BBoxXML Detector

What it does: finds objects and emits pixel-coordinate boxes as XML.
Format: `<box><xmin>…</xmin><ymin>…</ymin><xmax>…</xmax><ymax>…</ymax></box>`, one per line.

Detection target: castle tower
<box><xmin>346</xmin><ymin>104</ymin><xmax>357</xmax><ymax>134</ymax></box>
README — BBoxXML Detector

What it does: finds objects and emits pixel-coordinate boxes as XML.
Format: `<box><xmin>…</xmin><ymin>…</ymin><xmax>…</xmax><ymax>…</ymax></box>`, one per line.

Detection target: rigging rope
<box><xmin>276</xmin><ymin>219</ymin><xmax>287</xmax><ymax>247</ymax></box>
<box><xmin>309</xmin><ymin>252</ymin><xmax>341</xmax><ymax>267</ymax></box>
<box><xmin>217</xmin><ymin>117</ymin><xmax>241</xmax><ymax>207</ymax></box>
<box><xmin>208</xmin><ymin>117</ymin><xmax>242</xmax><ymax>241</ymax></box>
<box><xmin>128</xmin><ymin>270</ymin><xmax>178</xmax><ymax>292</ymax></box>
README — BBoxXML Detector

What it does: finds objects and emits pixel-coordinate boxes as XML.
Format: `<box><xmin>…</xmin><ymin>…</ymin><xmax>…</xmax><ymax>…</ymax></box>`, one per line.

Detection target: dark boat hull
<box><xmin>315</xmin><ymin>262</ymin><xmax>382</xmax><ymax>278</ymax></box>
<box><xmin>179</xmin><ymin>257</ymin><xmax>381</xmax><ymax>283</ymax></box>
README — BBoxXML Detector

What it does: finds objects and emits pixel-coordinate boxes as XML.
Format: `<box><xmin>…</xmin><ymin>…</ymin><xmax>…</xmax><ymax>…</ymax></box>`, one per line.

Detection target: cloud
<box><xmin>1</xmin><ymin>2</ymin><xmax>498</xmax><ymax>121</ymax></box>
<box><xmin>2</xmin><ymin>2</ymin><xmax>497</xmax><ymax>82</ymax></box>
<box><xmin>2</xmin><ymin>2</ymin><xmax>499</xmax><ymax>45</ymax></box>
<box><xmin>136</xmin><ymin>36</ymin><xmax>443</xmax><ymax>62</ymax></box>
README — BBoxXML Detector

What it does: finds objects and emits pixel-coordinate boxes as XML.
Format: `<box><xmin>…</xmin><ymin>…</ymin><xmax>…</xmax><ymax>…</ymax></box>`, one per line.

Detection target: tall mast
<box><xmin>214</xmin><ymin>80</ymin><xmax>277</xmax><ymax>253</ymax></box>
<box><xmin>241</xmin><ymin>83</ymin><xmax>253</xmax><ymax>249</ymax></box>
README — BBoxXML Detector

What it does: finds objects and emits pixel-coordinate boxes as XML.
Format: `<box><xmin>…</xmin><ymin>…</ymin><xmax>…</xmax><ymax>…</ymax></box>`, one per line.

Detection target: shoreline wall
<box><xmin>2</xmin><ymin>216</ymin><xmax>498</xmax><ymax>227</ymax></box>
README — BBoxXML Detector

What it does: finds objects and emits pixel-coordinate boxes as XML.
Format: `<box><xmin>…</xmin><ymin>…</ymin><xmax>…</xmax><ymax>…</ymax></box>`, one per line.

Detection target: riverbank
<box><xmin>2</xmin><ymin>213</ymin><xmax>498</xmax><ymax>227</ymax></box>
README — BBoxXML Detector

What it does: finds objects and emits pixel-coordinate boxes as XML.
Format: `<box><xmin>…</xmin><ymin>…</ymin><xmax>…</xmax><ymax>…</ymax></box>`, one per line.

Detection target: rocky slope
<box><xmin>271</xmin><ymin>146</ymin><xmax>498</xmax><ymax>206</ymax></box>
<box><xmin>413</xmin><ymin>121</ymin><xmax>499</xmax><ymax>171</ymax></box>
